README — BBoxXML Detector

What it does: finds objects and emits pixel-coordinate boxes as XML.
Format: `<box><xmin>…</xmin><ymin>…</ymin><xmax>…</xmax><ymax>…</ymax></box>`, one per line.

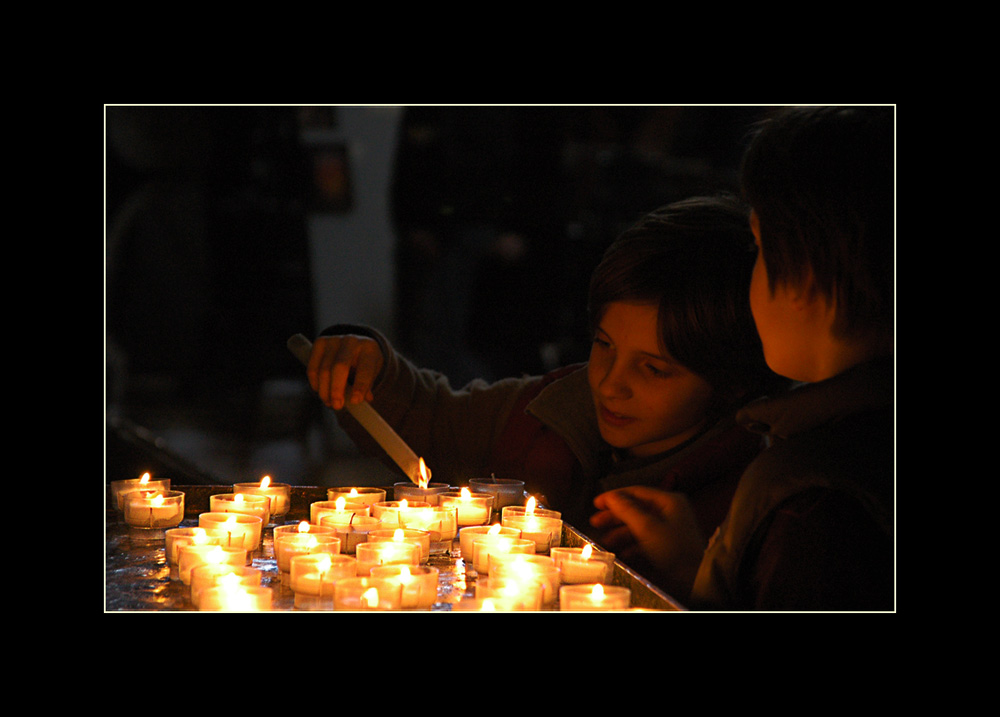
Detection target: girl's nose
<box><xmin>597</xmin><ymin>360</ymin><xmax>632</xmax><ymax>400</ymax></box>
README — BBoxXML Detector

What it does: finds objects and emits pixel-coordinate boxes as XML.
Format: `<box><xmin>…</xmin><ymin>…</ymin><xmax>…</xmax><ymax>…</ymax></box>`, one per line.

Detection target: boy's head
<box><xmin>588</xmin><ymin>194</ymin><xmax>775</xmax><ymax>407</ymax></box>
<box><xmin>740</xmin><ymin>106</ymin><xmax>894</xmax><ymax>352</ymax></box>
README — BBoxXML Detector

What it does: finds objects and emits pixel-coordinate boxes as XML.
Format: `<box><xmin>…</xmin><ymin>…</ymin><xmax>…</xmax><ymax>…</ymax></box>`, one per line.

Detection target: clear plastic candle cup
<box><xmin>439</xmin><ymin>489</ymin><xmax>492</xmax><ymax>527</ymax></box>
<box><xmin>333</xmin><ymin>577</ymin><xmax>403</xmax><ymax>611</ymax></box>
<box><xmin>210</xmin><ymin>493</ymin><xmax>270</xmax><ymax>531</ymax></box>
<box><xmin>326</xmin><ymin>487</ymin><xmax>386</xmax><ymax>507</ymax></box>
<box><xmin>355</xmin><ymin>540</ymin><xmax>421</xmax><ymax>576</ymax></box>
<box><xmin>123</xmin><ymin>490</ymin><xmax>185</xmax><ymax>540</ymax></box>
<box><xmin>289</xmin><ymin>553</ymin><xmax>358</xmax><ymax>610</ymax></box>
<box><xmin>370</xmin><ymin>564</ymin><xmax>440</xmax><ymax>609</ymax></box>
<box><xmin>111</xmin><ymin>472</ymin><xmax>170</xmax><ymax>512</ymax></box>
<box><xmin>551</xmin><ymin>544</ymin><xmax>615</xmax><ymax>584</ymax></box>
<box><xmin>272</xmin><ymin>522</ymin><xmax>340</xmax><ymax>575</ymax></box>
<box><xmin>234</xmin><ymin>477</ymin><xmax>291</xmax><ymax>524</ymax></box>
<box><xmin>199</xmin><ymin>512</ymin><xmax>264</xmax><ymax>551</ymax></box>
<box><xmin>190</xmin><ymin>564</ymin><xmax>262</xmax><ymax>608</ymax></box>
<box><xmin>559</xmin><ymin>583</ymin><xmax>631</xmax><ymax>611</ymax></box>
<box><xmin>458</xmin><ymin>524</ymin><xmax>519</xmax><ymax>560</ymax></box>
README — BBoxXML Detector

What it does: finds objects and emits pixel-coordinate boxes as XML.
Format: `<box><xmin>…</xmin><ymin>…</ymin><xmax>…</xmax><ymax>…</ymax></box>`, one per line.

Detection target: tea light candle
<box><xmin>371</xmin><ymin>500</ymin><xmax>431</xmax><ymax>529</ymax></box>
<box><xmin>198</xmin><ymin>512</ymin><xmax>263</xmax><ymax>552</ymax></box>
<box><xmin>472</xmin><ymin>535</ymin><xmax>535</xmax><ymax>575</ymax></box>
<box><xmin>311</xmin><ymin>498</ymin><xmax>370</xmax><ymax>526</ymax></box>
<box><xmin>559</xmin><ymin>583</ymin><xmax>631</xmax><ymax>611</ymax></box>
<box><xmin>458</xmin><ymin>524</ymin><xmax>519</xmax><ymax>560</ymax></box>
<box><xmin>177</xmin><ymin>543</ymin><xmax>247</xmax><ymax>585</ymax></box>
<box><xmin>395</xmin><ymin>505</ymin><xmax>457</xmax><ymax>553</ymax></box>
<box><xmin>210</xmin><ymin>492</ymin><xmax>270</xmax><ymax>528</ymax></box>
<box><xmin>165</xmin><ymin>526</ymin><xmax>227</xmax><ymax>567</ymax></box>
<box><xmin>290</xmin><ymin>553</ymin><xmax>358</xmax><ymax>609</ymax></box>
<box><xmin>123</xmin><ymin>490</ymin><xmax>185</xmax><ymax>535</ymax></box>
<box><xmin>322</xmin><ymin>514</ymin><xmax>381</xmax><ymax>554</ymax></box>
<box><xmin>111</xmin><ymin>472</ymin><xmax>171</xmax><ymax>511</ymax></box>
<box><xmin>550</xmin><ymin>544</ymin><xmax>615</xmax><ymax>584</ymax></box>
<box><xmin>333</xmin><ymin>576</ymin><xmax>403</xmax><ymax>611</ymax></box>
<box><xmin>234</xmin><ymin>476</ymin><xmax>291</xmax><ymax>523</ymax></box>
<box><xmin>326</xmin><ymin>486</ymin><xmax>386</xmax><ymax>507</ymax></box>
<box><xmin>451</xmin><ymin>595</ymin><xmax>531</xmax><ymax>612</ymax></box>
<box><xmin>199</xmin><ymin>580</ymin><xmax>273</xmax><ymax>611</ymax></box>
<box><xmin>468</xmin><ymin>477</ymin><xmax>526</xmax><ymax>514</ymax></box>
<box><xmin>190</xmin><ymin>564</ymin><xmax>262</xmax><ymax>608</ymax></box>
<box><xmin>501</xmin><ymin>500</ymin><xmax>562</xmax><ymax>552</ymax></box>
<box><xmin>393</xmin><ymin>481</ymin><xmax>453</xmax><ymax>505</ymax></box>
<box><xmin>355</xmin><ymin>540</ymin><xmax>421</xmax><ymax>576</ymax></box>
<box><xmin>488</xmin><ymin>553</ymin><xmax>561</xmax><ymax>606</ymax></box>
<box><xmin>368</xmin><ymin>528</ymin><xmax>431</xmax><ymax>563</ymax></box>
<box><xmin>439</xmin><ymin>488</ymin><xmax>492</xmax><ymax>526</ymax></box>
<box><xmin>478</xmin><ymin>575</ymin><xmax>544</xmax><ymax>610</ymax></box>
<box><xmin>370</xmin><ymin>564</ymin><xmax>439</xmax><ymax>609</ymax></box>
<box><xmin>272</xmin><ymin>522</ymin><xmax>341</xmax><ymax>574</ymax></box>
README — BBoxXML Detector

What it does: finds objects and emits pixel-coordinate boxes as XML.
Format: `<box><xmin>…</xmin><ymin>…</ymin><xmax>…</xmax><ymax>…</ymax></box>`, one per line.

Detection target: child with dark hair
<box><xmin>592</xmin><ymin>106</ymin><xmax>895</xmax><ymax>610</ymax></box>
<box><xmin>306</xmin><ymin>195</ymin><xmax>782</xmax><ymax>537</ymax></box>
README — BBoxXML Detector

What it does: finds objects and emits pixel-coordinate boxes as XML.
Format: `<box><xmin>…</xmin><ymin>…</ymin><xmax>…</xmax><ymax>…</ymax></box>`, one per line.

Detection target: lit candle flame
<box><xmin>151</xmin><ymin>494</ymin><xmax>165</xmax><ymax>508</ymax></box>
<box><xmin>393</xmin><ymin>528</ymin><xmax>406</xmax><ymax>541</ymax></box>
<box><xmin>362</xmin><ymin>587</ymin><xmax>380</xmax><ymax>608</ymax></box>
<box><xmin>399</xmin><ymin>499</ymin><xmax>408</xmax><ymax>509</ymax></box>
<box><xmin>349</xmin><ymin>488</ymin><xmax>359</xmax><ymax>497</ymax></box>
<box><xmin>297</xmin><ymin>520</ymin><xmax>310</xmax><ymax>533</ymax></box>
<box><xmin>418</xmin><ymin>458</ymin><xmax>431</xmax><ymax>489</ymax></box>
<box><xmin>581</xmin><ymin>543</ymin><xmax>593</xmax><ymax>560</ymax></box>
<box><xmin>335</xmin><ymin>496</ymin><xmax>346</xmax><ymax>511</ymax></box>
<box><xmin>234</xmin><ymin>493</ymin><xmax>245</xmax><ymax>504</ymax></box>
<box><xmin>481</xmin><ymin>598</ymin><xmax>497</xmax><ymax>611</ymax></box>
<box><xmin>488</xmin><ymin>523</ymin><xmax>502</xmax><ymax>536</ymax></box>
<box><xmin>398</xmin><ymin>566</ymin><xmax>413</xmax><ymax>585</ymax></box>
<box><xmin>525</xmin><ymin>496</ymin><xmax>536</xmax><ymax>515</ymax></box>
<box><xmin>260</xmin><ymin>475</ymin><xmax>271</xmax><ymax>489</ymax></box>
<box><xmin>460</xmin><ymin>487</ymin><xmax>472</xmax><ymax>500</ymax></box>
<box><xmin>192</xmin><ymin>528</ymin><xmax>209</xmax><ymax>545</ymax></box>
<box><xmin>315</xmin><ymin>554</ymin><xmax>332</xmax><ymax>573</ymax></box>
<box><xmin>591</xmin><ymin>583</ymin><xmax>605</xmax><ymax>600</ymax></box>
<box><xmin>139</xmin><ymin>472</ymin><xmax>151</xmax><ymax>485</ymax></box>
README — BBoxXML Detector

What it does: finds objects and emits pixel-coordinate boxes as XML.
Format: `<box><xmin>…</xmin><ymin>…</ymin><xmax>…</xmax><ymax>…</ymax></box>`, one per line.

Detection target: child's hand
<box><xmin>307</xmin><ymin>334</ymin><xmax>384</xmax><ymax>410</ymax></box>
<box><xmin>591</xmin><ymin>486</ymin><xmax>707</xmax><ymax>601</ymax></box>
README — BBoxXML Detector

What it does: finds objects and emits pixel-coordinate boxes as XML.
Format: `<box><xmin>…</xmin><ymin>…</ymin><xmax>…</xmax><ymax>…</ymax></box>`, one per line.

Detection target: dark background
<box><xmin>105</xmin><ymin>104</ymin><xmax>776</xmax><ymax>488</ymax></box>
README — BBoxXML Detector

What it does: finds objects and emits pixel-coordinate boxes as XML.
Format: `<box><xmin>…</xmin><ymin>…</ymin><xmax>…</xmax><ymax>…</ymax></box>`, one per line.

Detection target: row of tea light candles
<box><xmin>110</xmin><ymin>473</ymin><xmax>633</xmax><ymax>611</ymax></box>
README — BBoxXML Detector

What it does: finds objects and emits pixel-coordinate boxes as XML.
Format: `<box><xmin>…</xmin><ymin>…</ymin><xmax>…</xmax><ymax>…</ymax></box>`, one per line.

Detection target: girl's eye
<box><xmin>592</xmin><ymin>335</ymin><xmax>610</xmax><ymax>349</ymax></box>
<box><xmin>646</xmin><ymin>363</ymin><xmax>669</xmax><ymax>378</ymax></box>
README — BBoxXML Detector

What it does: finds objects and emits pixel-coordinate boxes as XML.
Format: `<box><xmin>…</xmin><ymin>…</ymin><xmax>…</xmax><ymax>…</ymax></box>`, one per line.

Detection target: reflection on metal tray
<box><xmin>105</xmin><ymin>485</ymin><xmax>684</xmax><ymax>612</ymax></box>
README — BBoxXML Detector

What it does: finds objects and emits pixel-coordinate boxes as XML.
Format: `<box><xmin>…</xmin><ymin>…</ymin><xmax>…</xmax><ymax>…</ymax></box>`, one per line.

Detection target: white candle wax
<box><xmin>559</xmin><ymin>583</ymin><xmax>631</xmax><ymax>611</ymax></box>
<box><xmin>123</xmin><ymin>490</ymin><xmax>185</xmax><ymax>529</ymax></box>
<box><xmin>370</xmin><ymin>564</ymin><xmax>440</xmax><ymax>609</ymax></box>
<box><xmin>165</xmin><ymin>527</ymin><xmax>227</xmax><ymax>566</ymax></box>
<box><xmin>551</xmin><ymin>546</ymin><xmax>615</xmax><ymax>584</ymax></box>
<box><xmin>355</xmin><ymin>540</ymin><xmax>421</xmax><ymax>576</ymax></box>
<box><xmin>177</xmin><ymin>544</ymin><xmax>247</xmax><ymax>585</ymax></box>
<box><xmin>190</xmin><ymin>564</ymin><xmax>262</xmax><ymax>608</ymax></box>
<box><xmin>234</xmin><ymin>480</ymin><xmax>291</xmax><ymax>520</ymax></box>
<box><xmin>327</xmin><ymin>487</ymin><xmax>387</xmax><ymax>507</ymax></box>
<box><xmin>440</xmin><ymin>491</ymin><xmax>492</xmax><ymax>526</ymax></box>
<box><xmin>198</xmin><ymin>512</ymin><xmax>263</xmax><ymax>551</ymax></box>
<box><xmin>458</xmin><ymin>524</ymin><xmax>519</xmax><ymax>560</ymax></box>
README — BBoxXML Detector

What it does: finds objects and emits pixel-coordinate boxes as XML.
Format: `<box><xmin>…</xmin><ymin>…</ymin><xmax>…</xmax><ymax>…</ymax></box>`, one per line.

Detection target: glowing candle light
<box><xmin>439</xmin><ymin>488</ymin><xmax>491</xmax><ymax>527</ymax></box>
<box><xmin>111</xmin><ymin>472</ymin><xmax>171</xmax><ymax>511</ymax></box>
<box><xmin>199</xmin><ymin>511</ymin><xmax>263</xmax><ymax>551</ymax></box>
<box><xmin>273</xmin><ymin>521</ymin><xmax>340</xmax><ymax>574</ymax></box>
<box><xmin>502</xmin><ymin>500</ymin><xmax>562</xmax><ymax>553</ymax></box>
<box><xmin>559</xmin><ymin>582</ymin><xmax>631</xmax><ymax>611</ymax></box>
<box><xmin>234</xmin><ymin>475</ymin><xmax>291</xmax><ymax>523</ymax></box>
<box><xmin>326</xmin><ymin>487</ymin><xmax>386</xmax><ymax>507</ymax></box>
<box><xmin>123</xmin><ymin>490</ymin><xmax>185</xmax><ymax>535</ymax></box>
<box><xmin>371</xmin><ymin>564</ymin><xmax>439</xmax><ymax>609</ymax></box>
<box><xmin>551</xmin><ymin>543</ymin><xmax>616</xmax><ymax>584</ymax></box>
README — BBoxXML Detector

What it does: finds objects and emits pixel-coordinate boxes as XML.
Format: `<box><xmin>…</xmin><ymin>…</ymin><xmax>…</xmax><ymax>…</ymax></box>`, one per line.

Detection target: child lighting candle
<box><xmin>550</xmin><ymin>543</ymin><xmax>615</xmax><ymax>584</ymax></box>
<box><xmin>234</xmin><ymin>475</ymin><xmax>291</xmax><ymax>523</ymax></box>
<box><xmin>439</xmin><ymin>488</ymin><xmax>492</xmax><ymax>526</ymax></box>
<box><xmin>559</xmin><ymin>583</ymin><xmax>631</xmax><ymax>611</ymax></box>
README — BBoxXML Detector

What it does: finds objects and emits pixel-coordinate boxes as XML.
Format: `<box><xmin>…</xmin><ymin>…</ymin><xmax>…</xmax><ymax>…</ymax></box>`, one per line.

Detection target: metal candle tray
<box><xmin>105</xmin><ymin>485</ymin><xmax>684</xmax><ymax>611</ymax></box>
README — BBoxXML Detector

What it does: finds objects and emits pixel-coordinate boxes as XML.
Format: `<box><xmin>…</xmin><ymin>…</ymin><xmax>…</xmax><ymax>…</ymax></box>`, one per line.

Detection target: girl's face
<box><xmin>588</xmin><ymin>301</ymin><xmax>716</xmax><ymax>458</ymax></box>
